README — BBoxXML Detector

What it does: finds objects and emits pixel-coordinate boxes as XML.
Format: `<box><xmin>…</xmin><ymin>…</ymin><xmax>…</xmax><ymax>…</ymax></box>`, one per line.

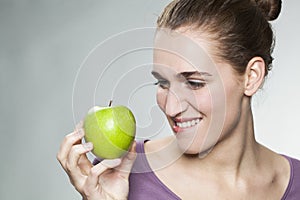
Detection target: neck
<box><xmin>205</xmin><ymin>111</ymin><xmax>258</xmax><ymax>172</ymax></box>
<box><xmin>180</xmin><ymin>104</ymin><xmax>261</xmax><ymax>179</ymax></box>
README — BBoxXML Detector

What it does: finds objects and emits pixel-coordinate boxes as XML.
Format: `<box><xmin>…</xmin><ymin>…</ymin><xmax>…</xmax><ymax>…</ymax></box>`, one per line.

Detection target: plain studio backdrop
<box><xmin>0</xmin><ymin>0</ymin><xmax>299</xmax><ymax>199</ymax></box>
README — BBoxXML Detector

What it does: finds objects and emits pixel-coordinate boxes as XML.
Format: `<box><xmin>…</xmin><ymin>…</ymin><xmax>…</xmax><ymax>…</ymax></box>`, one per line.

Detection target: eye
<box><xmin>154</xmin><ymin>80</ymin><xmax>169</xmax><ymax>89</ymax></box>
<box><xmin>186</xmin><ymin>79</ymin><xmax>206</xmax><ymax>90</ymax></box>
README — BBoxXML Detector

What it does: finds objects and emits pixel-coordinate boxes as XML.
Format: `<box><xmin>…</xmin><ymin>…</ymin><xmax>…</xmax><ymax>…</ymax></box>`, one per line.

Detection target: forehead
<box><xmin>153</xmin><ymin>28</ymin><xmax>218</xmax><ymax>74</ymax></box>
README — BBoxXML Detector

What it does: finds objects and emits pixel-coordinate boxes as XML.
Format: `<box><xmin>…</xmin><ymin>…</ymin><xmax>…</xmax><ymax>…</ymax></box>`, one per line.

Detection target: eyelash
<box><xmin>186</xmin><ymin>80</ymin><xmax>206</xmax><ymax>90</ymax></box>
<box><xmin>154</xmin><ymin>80</ymin><xmax>169</xmax><ymax>89</ymax></box>
<box><xmin>154</xmin><ymin>79</ymin><xmax>206</xmax><ymax>90</ymax></box>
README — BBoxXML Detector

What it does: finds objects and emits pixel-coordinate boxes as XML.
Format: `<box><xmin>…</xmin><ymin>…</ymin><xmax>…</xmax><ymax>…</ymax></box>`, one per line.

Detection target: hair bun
<box><xmin>252</xmin><ymin>0</ymin><xmax>282</xmax><ymax>21</ymax></box>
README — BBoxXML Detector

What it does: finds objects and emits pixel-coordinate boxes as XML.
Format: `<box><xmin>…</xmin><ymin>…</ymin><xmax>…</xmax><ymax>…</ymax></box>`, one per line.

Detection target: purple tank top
<box><xmin>128</xmin><ymin>140</ymin><xmax>300</xmax><ymax>200</ymax></box>
<box><xmin>281</xmin><ymin>155</ymin><xmax>300</xmax><ymax>199</ymax></box>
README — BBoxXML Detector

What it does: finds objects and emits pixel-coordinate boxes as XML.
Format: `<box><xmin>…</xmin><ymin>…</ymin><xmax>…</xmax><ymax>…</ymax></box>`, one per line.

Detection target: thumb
<box><xmin>101</xmin><ymin>158</ymin><xmax>122</xmax><ymax>168</ymax></box>
<box><xmin>117</xmin><ymin>141</ymin><xmax>137</xmax><ymax>179</ymax></box>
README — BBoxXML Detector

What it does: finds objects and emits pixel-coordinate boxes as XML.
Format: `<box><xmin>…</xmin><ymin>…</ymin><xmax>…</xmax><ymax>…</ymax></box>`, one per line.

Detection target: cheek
<box><xmin>213</xmin><ymin>81</ymin><xmax>244</xmax><ymax>137</ymax></box>
<box><xmin>156</xmin><ymin>89</ymin><xmax>166</xmax><ymax>111</ymax></box>
<box><xmin>224</xmin><ymin>86</ymin><xmax>243</xmax><ymax>122</ymax></box>
<box><xmin>193</xmin><ymin>89</ymin><xmax>214</xmax><ymax>114</ymax></box>
<box><xmin>202</xmin><ymin>82</ymin><xmax>228</xmax><ymax>117</ymax></box>
<box><xmin>195</xmin><ymin>85</ymin><xmax>227</xmax><ymax>136</ymax></box>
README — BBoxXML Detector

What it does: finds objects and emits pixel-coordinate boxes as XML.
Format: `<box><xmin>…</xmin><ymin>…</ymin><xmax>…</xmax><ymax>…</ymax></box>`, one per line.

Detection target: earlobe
<box><xmin>244</xmin><ymin>57</ymin><xmax>266</xmax><ymax>96</ymax></box>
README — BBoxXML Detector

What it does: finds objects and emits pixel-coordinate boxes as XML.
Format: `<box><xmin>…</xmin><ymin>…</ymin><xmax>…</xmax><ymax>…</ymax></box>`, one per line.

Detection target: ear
<box><xmin>244</xmin><ymin>57</ymin><xmax>266</xmax><ymax>96</ymax></box>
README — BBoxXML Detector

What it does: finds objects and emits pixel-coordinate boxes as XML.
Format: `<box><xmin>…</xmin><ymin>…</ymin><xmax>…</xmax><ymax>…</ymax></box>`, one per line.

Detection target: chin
<box><xmin>177</xmin><ymin>140</ymin><xmax>215</xmax><ymax>158</ymax></box>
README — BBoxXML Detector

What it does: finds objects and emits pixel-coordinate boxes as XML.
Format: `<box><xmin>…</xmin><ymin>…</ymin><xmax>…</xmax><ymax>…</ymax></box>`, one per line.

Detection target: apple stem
<box><xmin>109</xmin><ymin>100</ymin><xmax>113</xmax><ymax>107</ymax></box>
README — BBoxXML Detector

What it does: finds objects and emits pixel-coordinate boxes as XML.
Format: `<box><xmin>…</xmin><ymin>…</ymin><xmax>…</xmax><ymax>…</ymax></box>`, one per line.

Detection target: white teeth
<box><xmin>176</xmin><ymin>119</ymin><xmax>201</xmax><ymax>128</ymax></box>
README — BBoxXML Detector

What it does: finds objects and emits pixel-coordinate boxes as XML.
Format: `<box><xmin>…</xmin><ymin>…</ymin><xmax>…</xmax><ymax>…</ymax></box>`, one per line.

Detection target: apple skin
<box><xmin>83</xmin><ymin>105</ymin><xmax>136</xmax><ymax>159</ymax></box>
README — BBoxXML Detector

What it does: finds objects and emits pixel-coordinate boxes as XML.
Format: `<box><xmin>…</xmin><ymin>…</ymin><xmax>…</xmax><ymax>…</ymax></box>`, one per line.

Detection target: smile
<box><xmin>176</xmin><ymin>119</ymin><xmax>201</xmax><ymax>128</ymax></box>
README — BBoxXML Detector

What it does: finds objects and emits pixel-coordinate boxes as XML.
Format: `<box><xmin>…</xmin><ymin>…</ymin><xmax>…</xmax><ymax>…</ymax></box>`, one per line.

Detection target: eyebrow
<box><xmin>151</xmin><ymin>71</ymin><xmax>164</xmax><ymax>79</ymax></box>
<box><xmin>151</xmin><ymin>71</ymin><xmax>212</xmax><ymax>79</ymax></box>
<box><xmin>177</xmin><ymin>71</ymin><xmax>212</xmax><ymax>79</ymax></box>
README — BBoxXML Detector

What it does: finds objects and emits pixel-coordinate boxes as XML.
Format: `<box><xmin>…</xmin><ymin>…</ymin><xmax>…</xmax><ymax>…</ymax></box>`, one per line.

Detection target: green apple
<box><xmin>83</xmin><ymin>105</ymin><xmax>136</xmax><ymax>159</ymax></box>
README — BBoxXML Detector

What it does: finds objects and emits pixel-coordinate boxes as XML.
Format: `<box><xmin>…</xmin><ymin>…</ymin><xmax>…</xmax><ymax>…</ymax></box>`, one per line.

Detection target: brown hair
<box><xmin>157</xmin><ymin>0</ymin><xmax>282</xmax><ymax>76</ymax></box>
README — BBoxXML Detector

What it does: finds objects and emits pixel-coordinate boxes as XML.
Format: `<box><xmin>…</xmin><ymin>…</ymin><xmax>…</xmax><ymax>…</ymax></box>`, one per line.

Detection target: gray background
<box><xmin>1</xmin><ymin>0</ymin><xmax>299</xmax><ymax>199</ymax></box>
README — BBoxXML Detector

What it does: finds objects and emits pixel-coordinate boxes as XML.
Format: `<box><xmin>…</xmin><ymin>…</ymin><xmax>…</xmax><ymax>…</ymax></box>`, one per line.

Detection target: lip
<box><xmin>173</xmin><ymin>117</ymin><xmax>200</xmax><ymax>123</ymax></box>
<box><xmin>171</xmin><ymin>117</ymin><xmax>202</xmax><ymax>133</ymax></box>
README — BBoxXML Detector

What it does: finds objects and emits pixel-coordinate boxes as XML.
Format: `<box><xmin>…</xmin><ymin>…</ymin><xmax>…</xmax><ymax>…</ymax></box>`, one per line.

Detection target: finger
<box><xmin>75</xmin><ymin>120</ymin><xmax>83</xmax><ymax>130</ymax></box>
<box><xmin>78</xmin><ymin>153</ymin><xmax>93</xmax><ymax>175</ymax></box>
<box><xmin>66</xmin><ymin>142</ymin><xmax>93</xmax><ymax>174</ymax></box>
<box><xmin>117</xmin><ymin>141</ymin><xmax>137</xmax><ymax>179</ymax></box>
<box><xmin>64</xmin><ymin>142</ymin><xmax>93</xmax><ymax>188</ymax></box>
<box><xmin>86</xmin><ymin>159</ymin><xmax>121</xmax><ymax>189</ymax></box>
<box><xmin>74</xmin><ymin>121</ymin><xmax>84</xmax><ymax>145</ymax></box>
<box><xmin>57</xmin><ymin>127</ymin><xmax>85</xmax><ymax>167</ymax></box>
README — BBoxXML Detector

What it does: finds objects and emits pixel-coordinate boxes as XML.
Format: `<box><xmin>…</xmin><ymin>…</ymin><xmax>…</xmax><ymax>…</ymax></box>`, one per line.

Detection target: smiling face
<box><xmin>152</xmin><ymin>29</ymin><xmax>246</xmax><ymax>155</ymax></box>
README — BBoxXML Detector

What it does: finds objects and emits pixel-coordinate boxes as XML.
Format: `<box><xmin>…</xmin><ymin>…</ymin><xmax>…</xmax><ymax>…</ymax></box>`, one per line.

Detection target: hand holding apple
<box><xmin>83</xmin><ymin>103</ymin><xmax>136</xmax><ymax>159</ymax></box>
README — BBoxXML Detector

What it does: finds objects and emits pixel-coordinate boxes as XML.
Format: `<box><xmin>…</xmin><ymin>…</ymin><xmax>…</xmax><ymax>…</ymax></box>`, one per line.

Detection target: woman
<box><xmin>57</xmin><ymin>0</ymin><xmax>300</xmax><ymax>199</ymax></box>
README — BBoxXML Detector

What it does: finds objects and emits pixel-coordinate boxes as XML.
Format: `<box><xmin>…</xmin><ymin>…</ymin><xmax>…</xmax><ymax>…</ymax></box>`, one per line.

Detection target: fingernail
<box><xmin>83</xmin><ymin>142</ymin><xmax>93</xmax><ymax>150</ymax></box>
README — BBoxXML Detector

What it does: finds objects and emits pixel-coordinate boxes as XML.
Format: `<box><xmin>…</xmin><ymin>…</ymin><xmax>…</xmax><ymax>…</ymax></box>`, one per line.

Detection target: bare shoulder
<box><xmin>259</xmin><ymin>144</ymin><xmax>290</xmax><ymax>173</ymax></box>
<box><xmin>258</xmin><ymin>144</ymin><xmax>291</xmax><ymax>194</ymax></box>
<box><xmin>143</xmin><ymin>136</ymin><xmax>181</xmax><ymax>171</ymax></box>
<box><xmin>144</xmin><ymin>135</ymin><xmax>175</xmax><ymax>154</ymax></box>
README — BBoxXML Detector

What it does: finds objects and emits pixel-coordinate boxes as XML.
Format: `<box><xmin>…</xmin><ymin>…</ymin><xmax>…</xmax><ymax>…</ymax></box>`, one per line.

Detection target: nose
<box><xmin>165</xmin><ymin>88</ymin><xmax>187</xmax><ymax>117</ymax></box>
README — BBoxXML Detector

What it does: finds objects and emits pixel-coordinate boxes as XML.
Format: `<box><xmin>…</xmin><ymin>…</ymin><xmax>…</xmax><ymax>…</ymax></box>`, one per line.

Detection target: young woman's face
<box><xmin>152</xmin><ymin>29</ymin><xmax>246</xmax><ymax>155</ymax></box>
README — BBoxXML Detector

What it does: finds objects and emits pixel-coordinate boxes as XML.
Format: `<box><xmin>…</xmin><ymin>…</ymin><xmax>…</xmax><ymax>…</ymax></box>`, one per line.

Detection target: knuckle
<box><xmin>89</xmin><ymin>166</ymin><xmax>100</xmax><ymax>176</ymax></box>
<box><xmin>65</xmin><ymin>166</ymin><xmax>74</xmax><ymax>177</ymax></box>
<box><xmin>56</xmin><ymin>153</ymin><xmax>66</xmax><ymax>167</ymax></box>
<box><xmin>65</xmin><ymin>160</ymin><xmax>75</xmax><ymax>173</ymax></box>
<box><xmin>64</xmin><ymin>132</ymin><xmax>75</xmax><ymax>142</ymax></box>
<box><xmin>89</xmin><ymin>167</ymin><xmax>97</xmax><ymax>176</ymax></box>
<box><xmin>70</xmin><ymin>144</ymin><xmax>82</xmax><ymax>155</ymax></box>
<box><xmin>65</xmin><ymin>161</ymin><xmax>71</xmax><ymax>172</ymax></box>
